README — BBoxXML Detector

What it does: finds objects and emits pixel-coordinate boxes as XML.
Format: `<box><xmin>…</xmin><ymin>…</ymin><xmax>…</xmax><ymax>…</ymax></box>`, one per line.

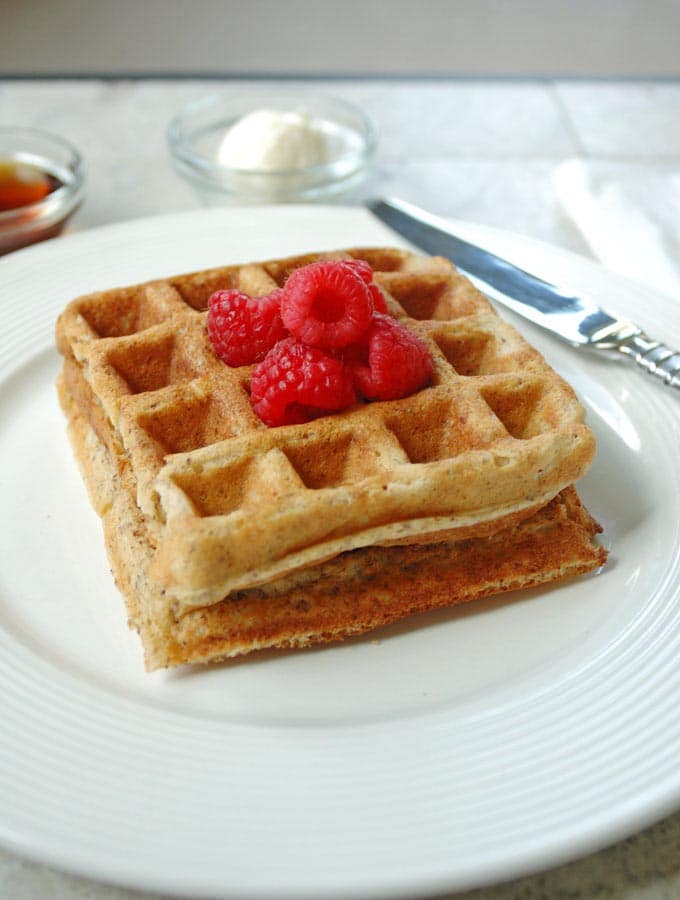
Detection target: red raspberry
<box><xmin>207</xmin><ymin>289</ymin><xmax>287</xmax><ymax>367</ymax></box>
<box><xmin>340</xmin><ymin>260</ymin><xmax>388</xmax><ymax>312</ymax></box>
<box><xmin>280</xmin><ymin>261</ymin><xmax>373</xmax><ymax>349</ymax></box>
<box><xmin>347</xmin><ymin>313</ymin><xmax>434</xmax><ymax>401</ymax></box>
<box><xmin>340</xmin><ymin>258</ymin><xmax>373</xmax><ymax>283</ymax></box>
<box><xmin>250</xmin><ymin>337</ymin><xmax>356</xmax><ymax>427</ymax></box>
<box><xmin>368</xmin><ymin>282</ymin><xmax>389</xmax><ymax>314</ymax></box>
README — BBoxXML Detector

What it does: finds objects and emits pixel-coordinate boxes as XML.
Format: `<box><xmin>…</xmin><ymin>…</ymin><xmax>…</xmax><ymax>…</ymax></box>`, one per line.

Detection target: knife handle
<box><xmin>608</xmin><ymin>329</ymin><xmax>680</xmax><ymax>390</ymax></box>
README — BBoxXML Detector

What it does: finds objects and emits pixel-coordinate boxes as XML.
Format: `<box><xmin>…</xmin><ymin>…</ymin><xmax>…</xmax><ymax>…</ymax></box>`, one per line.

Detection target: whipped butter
<box><xmin>217</xmin><ymin>109</ymin><xmax>332</xmax><ymax>171</ymax></box>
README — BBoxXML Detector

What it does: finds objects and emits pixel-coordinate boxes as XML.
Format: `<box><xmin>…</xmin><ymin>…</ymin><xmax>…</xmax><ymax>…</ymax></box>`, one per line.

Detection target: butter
<box><xmin>217</xmin><ymin>109</ymin><xmax>332</xmax><ymax>172</ymax></box>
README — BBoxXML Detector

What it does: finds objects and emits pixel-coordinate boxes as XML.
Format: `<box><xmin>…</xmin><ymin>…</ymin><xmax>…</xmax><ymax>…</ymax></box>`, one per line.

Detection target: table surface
<box><xmin>1</xmin><ymin>76</ymin><xmax>679</xmax><ymax>900</ymax></box>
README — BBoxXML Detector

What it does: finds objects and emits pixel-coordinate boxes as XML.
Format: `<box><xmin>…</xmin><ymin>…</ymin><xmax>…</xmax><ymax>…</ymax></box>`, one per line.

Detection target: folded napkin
<box><xmin>554</xmin><ymin>159</ymin><xmax>680</xmax><ymax>300</ymax></box>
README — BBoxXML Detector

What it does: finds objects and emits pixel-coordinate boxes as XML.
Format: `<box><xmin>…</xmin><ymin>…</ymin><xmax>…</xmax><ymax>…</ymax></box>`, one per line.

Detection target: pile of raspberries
<box><xmin>207</xmin><ymin>259</ymin><xmax>434</xmax><ymax>427</ymax></box>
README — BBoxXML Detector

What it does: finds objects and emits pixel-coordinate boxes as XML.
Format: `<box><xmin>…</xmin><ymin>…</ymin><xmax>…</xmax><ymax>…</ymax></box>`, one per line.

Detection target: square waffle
<box><xmin>56</xmin><ymin>248</ymin><xmax>605</xmax><ymax>669</ymax></box>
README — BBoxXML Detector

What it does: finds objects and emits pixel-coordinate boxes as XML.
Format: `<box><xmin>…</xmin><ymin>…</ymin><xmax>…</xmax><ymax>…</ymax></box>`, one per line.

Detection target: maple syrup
<box><xmin>0</xmin><ymin>158</ymin><xmax>62</xmax><ymax>212</ymax></box>
<box><xmin>0</xmin><ymin>154</ymin><xmax>79</xmax><ymax>255</ymax></box>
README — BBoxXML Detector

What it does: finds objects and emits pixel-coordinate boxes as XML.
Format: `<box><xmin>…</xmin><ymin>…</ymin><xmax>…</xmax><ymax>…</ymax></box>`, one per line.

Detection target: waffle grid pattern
<box><xmin>56</xmin><ymin>248</ymin><xmax>595</xmax><ymax>612</ymax></box>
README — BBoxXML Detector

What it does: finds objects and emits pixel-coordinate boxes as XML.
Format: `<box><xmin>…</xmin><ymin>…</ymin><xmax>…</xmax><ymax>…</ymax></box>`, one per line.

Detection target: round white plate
<box><xmin>0</xmin><ymin>206</ymin><xmax>678</xmax><ymax>899</ymax></box>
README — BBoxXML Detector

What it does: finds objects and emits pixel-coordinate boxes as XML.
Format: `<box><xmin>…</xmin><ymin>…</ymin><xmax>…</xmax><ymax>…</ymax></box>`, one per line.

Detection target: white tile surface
<box><xmin>555</xmin><ymin>81</ymin><xmax>680</xmax><ymax>157</ymax></box>
<box><xmin>0</xmin><ymin>846</ymin><xmax>163</xmax><ymax>899</ymax></box>
<box><xmin>357</xmin><ymin>159</ymin><xmax>593</xmax><ymax>254</ymax></box>
<box><xmin>331</xmin><ymin>81</ymin><xmax>578</xmax><ymax>159</ymax></box>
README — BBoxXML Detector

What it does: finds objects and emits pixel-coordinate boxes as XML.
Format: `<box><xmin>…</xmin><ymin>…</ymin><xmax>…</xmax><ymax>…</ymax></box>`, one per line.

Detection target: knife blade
<box><xmin>368</xmin><ymin>197</ymin><xmax>680</xmax><ymax>391</ymax></box>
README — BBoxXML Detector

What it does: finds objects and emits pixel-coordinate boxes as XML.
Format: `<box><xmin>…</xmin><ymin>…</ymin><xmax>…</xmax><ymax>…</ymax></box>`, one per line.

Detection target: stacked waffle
<box><xmin>56</xmin><ymin>248</ymin><xmax>606</xmax><ymax>670</ymax></box>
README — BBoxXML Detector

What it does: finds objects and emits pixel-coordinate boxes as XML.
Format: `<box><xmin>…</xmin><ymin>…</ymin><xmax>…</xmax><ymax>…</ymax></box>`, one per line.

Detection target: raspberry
<box><xmin>368</xmin><ymin>282</ymin><xmax>389</xmax><ymax>314</ymax></box>
<box><xmin>207</xmin><ymin>289</ymin><xmax>287</xmax><ymax>367</ymax></box>
<box><xmin>340</xmin><ymin>260</ymin><xmax>388</xmax><ymax>312</ymax></box>
<box><xmin>340</xmin><ymin>258</ymin><xmax>373</xmax><ymax>283</ymax></box>
<box><xmin>346</xmin><ymin>313</ymin><xmax>434</xmax><ymax>401</ymax></box>
<box><xmin>250</xmin><ymin>337</ymin><xmax>356</xmax><ymax>427</ymax></box>
<box><xmin>280</xmin><ymin>261</ymin><xmax>373</xmax><ymax>349</ymax></box>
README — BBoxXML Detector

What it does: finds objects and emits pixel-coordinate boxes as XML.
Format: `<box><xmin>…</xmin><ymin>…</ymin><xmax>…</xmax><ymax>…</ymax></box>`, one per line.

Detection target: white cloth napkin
<box><xmin>553</xmin><ymin>159</ymin><xmax>680</xmax><ymax>300</ymax></box>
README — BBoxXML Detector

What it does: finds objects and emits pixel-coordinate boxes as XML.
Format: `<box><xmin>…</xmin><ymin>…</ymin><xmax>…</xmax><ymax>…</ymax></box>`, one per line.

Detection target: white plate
<box><xmin>0</xmin><ymin>206</ymin><xmax>678</xmax><ymax>900</ymax></box>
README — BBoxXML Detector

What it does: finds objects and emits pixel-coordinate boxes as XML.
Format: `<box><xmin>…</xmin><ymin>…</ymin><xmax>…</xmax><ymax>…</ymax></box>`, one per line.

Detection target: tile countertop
<box><xmin>1</xmin><ymin>78</ymin><xmax>679</xmax><ymax>900</ymax></box>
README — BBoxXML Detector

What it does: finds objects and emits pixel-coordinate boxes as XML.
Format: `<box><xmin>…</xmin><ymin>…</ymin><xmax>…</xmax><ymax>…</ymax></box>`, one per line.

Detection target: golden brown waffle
<box><xmin>58</xmin><ymin>376</ymin><xmax>606</xmax><ymax>669</ymax></box>
<box><xmin>56</xmin><ymin>248</ymin><xmax>596</xmax><ymax>619</ymax></box>
<box><xmin>56</xmin><ymin>247</ymin><xmax>604</xmax><ymax>667</ymax></box>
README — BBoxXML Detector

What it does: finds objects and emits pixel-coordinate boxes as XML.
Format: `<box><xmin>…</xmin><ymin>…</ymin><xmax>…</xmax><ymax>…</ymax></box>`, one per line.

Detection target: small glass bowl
<box><xmin>0</xmin><ymin>127</ymin><xmax>85</xmax><ymax>255</ymax></box>
<box><xmin>167</xmin><ymin>92</ymin><xmax>377</xmax><ymax>204</ymax></box>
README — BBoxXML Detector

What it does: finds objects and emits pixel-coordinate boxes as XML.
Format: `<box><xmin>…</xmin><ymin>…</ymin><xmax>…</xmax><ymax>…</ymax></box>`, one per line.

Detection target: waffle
<box><xmin>55</xmin><ymin>247</ymin><xmax>603</xmax><ymax>669</ymax></box>
<box><xmin>58</xmin><ymin>376</ymin><xmax>606</xmax><ymax>668</ymax></box>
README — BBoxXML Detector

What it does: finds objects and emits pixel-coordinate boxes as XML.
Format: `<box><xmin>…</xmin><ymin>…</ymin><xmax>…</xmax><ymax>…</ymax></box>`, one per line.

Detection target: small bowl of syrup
<box><xmin>0</xmin><ymin>127</ymin><xmax>85</xmax><ymax>255</ymax></box>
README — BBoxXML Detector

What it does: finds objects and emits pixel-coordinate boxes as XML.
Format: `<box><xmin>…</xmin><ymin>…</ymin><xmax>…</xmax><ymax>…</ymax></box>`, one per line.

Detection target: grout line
<box><xmin>1</xmin><ymin>72</ymin><xmax>680</xmax><ymax>84</ymax></box>
<box><xmin>548</xmin><ymin>81</ymin><xmax>588</xmax><ymax>158</ymax></box>
<box><xmin>376</xmin><ymin>153</ymin><xmax>680</xmax><ymax>165</ymax></box>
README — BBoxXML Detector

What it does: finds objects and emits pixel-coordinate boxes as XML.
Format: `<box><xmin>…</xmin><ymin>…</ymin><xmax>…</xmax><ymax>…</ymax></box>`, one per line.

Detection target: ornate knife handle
<box><xmin>591</xmin><ymin>321</ymin><xmax>680</xmax><ymax>390</ymax></box>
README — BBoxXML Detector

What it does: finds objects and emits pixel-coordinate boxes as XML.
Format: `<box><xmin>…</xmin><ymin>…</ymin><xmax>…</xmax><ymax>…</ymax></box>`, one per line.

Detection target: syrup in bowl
<box><xmin>0</xmin><ymin>159</ymin><xmax>63</xmax><ymax>212</ymax></box>
<box><xmin>0</xmin><ymin>128</ymin><xmax>85</xmax><ymax>255</ymax></box>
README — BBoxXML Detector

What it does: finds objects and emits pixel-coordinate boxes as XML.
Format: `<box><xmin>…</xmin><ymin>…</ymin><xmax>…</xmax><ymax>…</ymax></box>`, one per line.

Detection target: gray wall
<box><xmin>3</xmin><ymin>0</ymin><xmax>680</xmax><ymax>77</ymax></box>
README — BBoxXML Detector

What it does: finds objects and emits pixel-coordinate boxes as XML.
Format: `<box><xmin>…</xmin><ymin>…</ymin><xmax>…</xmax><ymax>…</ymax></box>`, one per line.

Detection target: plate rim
<box><xmin>0</xmin><ymin>204</ymin><xmax>679</xmax><ymax>899</ymax></box>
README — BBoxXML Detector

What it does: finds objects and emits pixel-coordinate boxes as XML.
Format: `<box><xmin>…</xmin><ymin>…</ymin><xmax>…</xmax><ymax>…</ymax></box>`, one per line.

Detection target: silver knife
<box><xmin>368</xmin><ymin>197</ymin><xmax>680</xmax><ymax>391</ymax></box>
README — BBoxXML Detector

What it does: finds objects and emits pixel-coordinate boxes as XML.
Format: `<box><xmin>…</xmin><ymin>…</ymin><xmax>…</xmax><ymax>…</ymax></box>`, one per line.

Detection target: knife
<box><xmin>368</xmin><ymin>197</ymin><xmax>680</xmax><ymax>391</ymax></box>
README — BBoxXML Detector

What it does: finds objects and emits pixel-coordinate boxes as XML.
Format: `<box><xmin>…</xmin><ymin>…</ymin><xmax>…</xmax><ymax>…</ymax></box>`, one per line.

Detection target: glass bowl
<box><xmin>167</xmin><ymin>92</ymin><xmax>377</xmax><ymax>204</ymax></box>
<box><xmin>0</xmin><ymin>127</ymin><xmax>85</xmax><ymax>255</ymax></box>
